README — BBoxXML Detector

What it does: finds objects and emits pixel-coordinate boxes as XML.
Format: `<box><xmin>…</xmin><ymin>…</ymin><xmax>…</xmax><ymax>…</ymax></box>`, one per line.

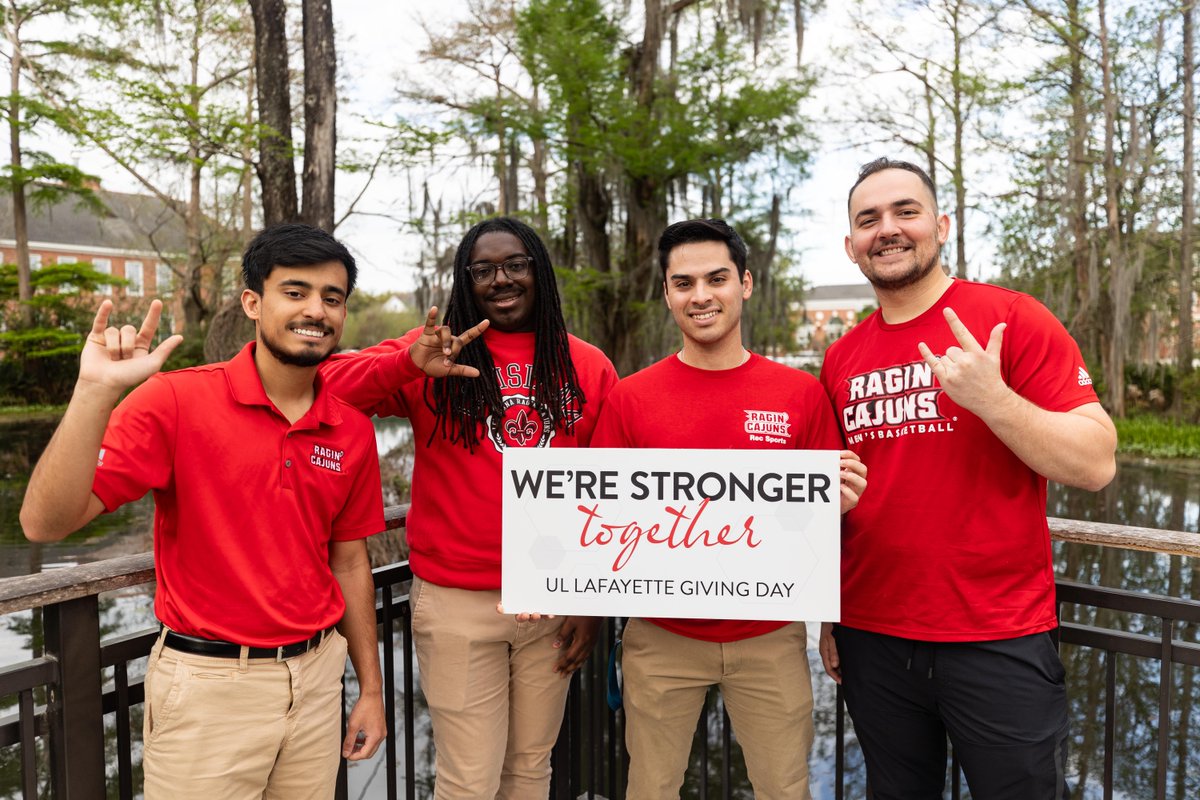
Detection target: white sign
<box><xmin>501</xmin><ymin>448</ymin><xmax>841</xmax><ymax>621</ymax></box>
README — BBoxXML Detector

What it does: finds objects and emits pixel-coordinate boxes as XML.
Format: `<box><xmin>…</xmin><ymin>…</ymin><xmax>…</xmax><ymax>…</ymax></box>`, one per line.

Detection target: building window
<box><xmin>155</xmin><ymin>261</ymin><xmax>173</xmax><ymax>294</ymax></box>
<box><xmin>29</xmin><ymin>253</ymin><xmax>42</xmax><ymax>269</ymax></box>
<box><xmin>92</xmin><ymin>258</ymin><xmax>113</xmax><ymax>295</ymax></box>
<box><xmin>126</xmin><ymin>261</ymin><xmax>144</xmax><ymax>297</ymax></box>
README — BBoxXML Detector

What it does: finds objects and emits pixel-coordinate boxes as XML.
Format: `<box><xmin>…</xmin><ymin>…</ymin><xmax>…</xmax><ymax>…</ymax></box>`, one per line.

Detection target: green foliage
<box><xmin>340</xmin><ymin>292</ymin><xmax>424</xmax><ymax>350</ymax></box>
<box><xmin>1114</xmin><ymin>416</ymin><xmax>1200</xmax><ymax>459</ymax></box>
<box><xmin>0</xmin><ymin>262</ymin><xmax>126</xmax><ymax>404</ymax></box>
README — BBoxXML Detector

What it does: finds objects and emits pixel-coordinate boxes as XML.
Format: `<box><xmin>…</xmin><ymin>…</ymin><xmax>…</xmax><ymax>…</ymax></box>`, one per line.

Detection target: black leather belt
<box><xmin>163</xmin><ymin>625</ymin><xmax>337</xmax><ymax>661</ymax></box>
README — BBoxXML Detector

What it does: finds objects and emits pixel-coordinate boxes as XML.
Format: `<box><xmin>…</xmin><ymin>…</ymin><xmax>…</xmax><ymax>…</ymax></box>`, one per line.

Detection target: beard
<box><xmin>259</xmin><ymin>326</ymin><xmax>334</xmax><ymax>367</ymax></box>
<box><xmin>863</xmin><ymin>245</ymin><xmax>943</xmax><ymax>291</ymax></box>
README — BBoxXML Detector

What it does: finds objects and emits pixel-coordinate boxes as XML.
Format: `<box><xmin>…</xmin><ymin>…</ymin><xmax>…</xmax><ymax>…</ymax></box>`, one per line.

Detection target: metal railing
<box><xmin>0</xmin><ymin>511</ymin><xmax>1195</xmax><ymax>799</ymax></box>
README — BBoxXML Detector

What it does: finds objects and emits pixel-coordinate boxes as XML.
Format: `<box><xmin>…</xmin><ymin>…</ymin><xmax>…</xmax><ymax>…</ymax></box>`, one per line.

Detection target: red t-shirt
<box><xmin>91</xmin><ymin>343</ymin><xmax>384</xmax><ymax>647</ymax></box>
<box><xmin>591</xmin><ymin>352</ymin><xmax>843</xmax><ymax>643</ymax></box>
<box><xmin>322</xmin><ymin>327</ymin><xmax>619</xmax><ymax>589</ymax></box>
<box><xmin>820</xmin><ymin>279</ymin><xmax>1099</xmax><ymax>641</ymax></box>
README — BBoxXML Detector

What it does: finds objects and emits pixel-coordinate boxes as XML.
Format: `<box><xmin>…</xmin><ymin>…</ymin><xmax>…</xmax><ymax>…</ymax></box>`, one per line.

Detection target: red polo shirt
<box><xmin>92</xmin><ymin>343</ymin><xmax>384</xmax><ymax>647</ymax></box>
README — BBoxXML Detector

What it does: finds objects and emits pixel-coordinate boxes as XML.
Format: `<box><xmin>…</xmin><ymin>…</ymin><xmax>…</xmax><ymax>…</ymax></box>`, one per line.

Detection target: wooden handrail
<box><xmin>0</xmin><ymin>509</ymin><xmax>1190</xmax><ymax>616</ymax></box>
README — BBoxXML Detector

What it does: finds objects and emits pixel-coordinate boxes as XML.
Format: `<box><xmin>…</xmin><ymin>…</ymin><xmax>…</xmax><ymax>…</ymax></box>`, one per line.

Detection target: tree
<box><xmin>1</xmin><ymin>0</ymin><xmax>106</xmax><ymax>325</ymax></box>
<box><xmin>410</xmin><ymin>0</ymin><xmax>819</xmax><ymax>374</ymax></box>
<box><xmin>246</xmin><ymin>0</ymin><xmax>339</xmax><ymax>230</ymax></box>
<box><xmin>1180</xmin><ymin>0</ymin><xmax>1194</xmax><ymax>378</ymax></box>
<box><xmin>836</xmin><ymin>0</ymin><xmax>1009</xmax><ymax>279</ymax></box>
<box><xmin>39</xmin><ymin>0</ymin><xmax>255</xmax><ymax>341</ymax></box>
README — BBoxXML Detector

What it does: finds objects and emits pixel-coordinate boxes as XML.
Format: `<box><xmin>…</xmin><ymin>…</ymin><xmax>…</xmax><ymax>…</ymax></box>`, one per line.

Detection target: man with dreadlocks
<box><xmin>321</xmin><ymin>216</ymin><xmax>618</xmax><ymax>799</ymax></box>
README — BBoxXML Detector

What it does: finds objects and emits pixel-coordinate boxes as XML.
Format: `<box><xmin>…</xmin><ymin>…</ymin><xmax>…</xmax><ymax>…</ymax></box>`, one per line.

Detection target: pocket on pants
<box><xmin>144</xmin><ymin>655</ymin><xmax>189</xmax><ymax>746</ymax></box>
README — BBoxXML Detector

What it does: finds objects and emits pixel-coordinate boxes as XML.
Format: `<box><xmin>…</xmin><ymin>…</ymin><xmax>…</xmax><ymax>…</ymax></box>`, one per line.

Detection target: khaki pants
<box><xmin>410</xmin><ymin>576</ymin><xmax>571</xmax><ymax>800</ymax></box>
<box><xmin>141</xmin><ymin>627</ymin><xmax>348</xmax><ymax>800</ymax></box>
<box><xmin>622</xmin><ymin>619</ymin><xmax>815</xmax><ymax>800</ymax></box>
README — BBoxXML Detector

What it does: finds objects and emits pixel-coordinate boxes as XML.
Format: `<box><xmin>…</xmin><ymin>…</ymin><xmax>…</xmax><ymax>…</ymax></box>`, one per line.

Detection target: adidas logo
<box><xmin>1077</xmin><ymin>367</ymin><xmax>1093</xmax><ymax>386</ymax></box>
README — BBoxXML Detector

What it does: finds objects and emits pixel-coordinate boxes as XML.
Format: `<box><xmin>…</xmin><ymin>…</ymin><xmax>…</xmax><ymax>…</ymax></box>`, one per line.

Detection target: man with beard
<box><xmin>817</xmin><ymin>158</ymin><xmax>1117</xmax><ymax>799</ymax></box>
<box><xmin>321</xmin><ymin>216</ymin><xmax>618</xmax><ymax>799</ymax></box>
<box><xmin>21</xmin><ymin>223</ymin><xmax>386</xmax><ymax>799</ymax></box>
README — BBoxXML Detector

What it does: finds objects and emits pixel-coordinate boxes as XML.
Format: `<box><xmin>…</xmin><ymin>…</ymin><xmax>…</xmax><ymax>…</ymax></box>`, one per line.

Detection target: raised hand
<box><xmin>917</xmin><ymin>307</ymin><xmax>1008</xmax><ymax>416</ymax></box>
<box><xmin>407</xmin><ymin>306</ymin><xmax>490</xmax><ymax>379</ymax></box>
<box><xmin>79</xmin><ymin>300</ymin><xmax>183</xmax><ymax>392</ymax></box>
<box><xmin>838</xmin><ymin>449</ymin><xmax>867</xmax><ymax>515</ymax></box>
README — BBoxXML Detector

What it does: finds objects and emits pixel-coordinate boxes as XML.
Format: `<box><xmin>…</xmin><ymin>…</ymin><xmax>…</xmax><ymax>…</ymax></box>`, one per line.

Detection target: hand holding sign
<box><xmin>408</xmin><ymin>306</ymin><xmax>489</xmax><ymax>378</ymax></box>
<box><xmin>838</xmin><ymin>449</ymin><xmax>867</xmax><ymax>515</ymax></box>
<box><xmin>917</xmin><ymin>307</ymin><xmax>1009</xmax><ymax>417</ymax></box>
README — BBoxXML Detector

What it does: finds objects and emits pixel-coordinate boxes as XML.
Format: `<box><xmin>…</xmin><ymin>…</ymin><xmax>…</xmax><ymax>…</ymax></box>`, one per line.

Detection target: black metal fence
<box><xmin>0</xmin><ymin>511</ymin><xmax>1197</xmax><ymax>799</ymax></box>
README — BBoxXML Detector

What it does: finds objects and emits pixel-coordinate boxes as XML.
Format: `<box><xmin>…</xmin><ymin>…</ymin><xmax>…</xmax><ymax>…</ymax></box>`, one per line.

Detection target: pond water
<box><xmin>0</xmin><ymin>416</ymin><xmax>1196</xmax><ymax>798</ymax></box>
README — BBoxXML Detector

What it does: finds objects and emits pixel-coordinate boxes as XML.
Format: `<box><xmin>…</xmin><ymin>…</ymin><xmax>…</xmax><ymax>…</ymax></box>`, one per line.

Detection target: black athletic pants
<box><xmin>833</xmin><ymin>625</ymin><xmax>1070</xmax><ymax>800</ymax></box>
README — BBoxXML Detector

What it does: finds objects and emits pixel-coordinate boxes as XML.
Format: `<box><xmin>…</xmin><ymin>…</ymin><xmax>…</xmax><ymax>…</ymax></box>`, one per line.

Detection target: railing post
<box><xmin>42</xmin><ymin>594</ymin><xmax>106</xmax><ymax>798</ymax></box>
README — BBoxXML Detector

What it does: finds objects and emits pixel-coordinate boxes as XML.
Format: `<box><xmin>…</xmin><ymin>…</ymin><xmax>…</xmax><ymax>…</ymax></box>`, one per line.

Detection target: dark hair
<box><xmin>847</xmin><ymin>158</ymin><xmax>939</xmax><ymax>213</ymax></box>
<box><xmin>242</xmin><ymin>223</ymin><xmax>358</xmax><ymax>295</ymax></box>
<box><xmin>426</xmin><ymin>216</ymin><xmax>585</xmax><ymax>451</ymax></box>
<box><xmin>657</xmin><ymin>218</ymin><xmax>748</xmax><ymax>280</ymax></box>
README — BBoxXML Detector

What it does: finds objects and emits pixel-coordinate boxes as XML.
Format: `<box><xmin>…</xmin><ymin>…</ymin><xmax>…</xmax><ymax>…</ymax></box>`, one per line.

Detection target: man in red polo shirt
<box><xmin>21</xmin><ymin>224</ymin><xmax>387</xmax><ymax>799</ymax></box>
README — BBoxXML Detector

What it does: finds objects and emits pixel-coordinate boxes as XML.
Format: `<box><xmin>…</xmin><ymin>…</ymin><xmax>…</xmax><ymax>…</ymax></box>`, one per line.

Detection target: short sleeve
<box><xmin>1003</xmin><ymin>296</ymin><xmax>1099</xmax><ymax>413</ymax></box>
<box><xmin>91</xmin><ymin>375</ymin><xmax>178</xmax><ymax>512</ymax></box>
<box><xmin>331</xmin><ymin>418</ymin><xmax>386</xmax><ymax>541</ymax></box>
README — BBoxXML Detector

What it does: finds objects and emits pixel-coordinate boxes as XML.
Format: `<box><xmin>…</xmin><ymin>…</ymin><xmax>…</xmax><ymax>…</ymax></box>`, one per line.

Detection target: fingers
<box><xmin>89</xmin><ymin>300</ymin><xmax>114</xmax><ymax>339</ymax></box>
<box><xmin>917</xmin><ymin>340</ymin><xmax>940</xmax><ymax>370</ymax></box>
<box><xmin>985</xmin><ymin>322</ymin><xmax>1006</xmax><ymax>356</ymax></box>
<box><xmin>819</xmin><ymin>622</ymin><xmax>842</xmax><ymax>684</ymax></box>
<box><xmin>553</xmin><ymin>617</ymin><xmax>599</xmax><ymax>676</ymax></box>
<box><xmin>137</xmin><ymin>299</ymin><xmax>164</xmax><ymax>351</ymax></box>
<box><xmin>150</xmin><ymin>334</ymin><xmax>185</xmax><ymax>368</ymax></box>
<box><xmin>495</xmin><ymin>601</ymin><xmax>554</xmax><ymax>621</ymax></box>
<box><xmin>943</xmin><ymin>307</ymin><xmax>982</xmax><ymax>351</ymax></box>
<box><xmin>422</xmin><ymin>306</ymin><xmax>440</xmax><ymax>333</ymax></box>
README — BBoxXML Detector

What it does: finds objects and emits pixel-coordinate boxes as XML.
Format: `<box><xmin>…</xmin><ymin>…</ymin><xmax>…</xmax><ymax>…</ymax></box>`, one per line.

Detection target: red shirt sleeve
<box><xmin>331</xmin><ymin>411</ymin><xmax>386</xmax><ymax>541</ymax></box>
<box><xmin>1003</xmin><ymin>295</ymin><xmax>1099</xmax><ymax>413</ymax></box>
<box><xmin>321</xmin><ymin>327</ymin><xmax>426</xmax><ymax>417</ymax></box>
<box><xmin>92</xmin><ymin>375</ymin><xmax>178</xmax><ymax>512</ymax></box>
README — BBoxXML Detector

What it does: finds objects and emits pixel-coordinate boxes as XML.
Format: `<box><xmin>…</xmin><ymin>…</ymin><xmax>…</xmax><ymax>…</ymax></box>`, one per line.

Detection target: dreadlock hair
<box><xmin>425</xmin><ymin>217</ymin><xmax>585</xmax><ymax>451</ymax></box>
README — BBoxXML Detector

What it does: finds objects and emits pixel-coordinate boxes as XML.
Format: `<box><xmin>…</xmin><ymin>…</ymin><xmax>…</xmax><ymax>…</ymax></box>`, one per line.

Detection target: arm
<box><xmin>21</xmin><ymin>300</ymin><xmax>181</xmax><ymax>542</ymax></box>
<box><xmin>919</xmin><ymin>308</ymin><xmax>1116</xmax><ymax>491</ymax></box>
<box><xmin>329</xmin><ymin>538</ymin><xmax>386</xmax><ymax>760</ymax></box>
<box><xmin>321</xmin><ymin>307</ymin><xmax>489</xmax><ymax>414</ymax></box>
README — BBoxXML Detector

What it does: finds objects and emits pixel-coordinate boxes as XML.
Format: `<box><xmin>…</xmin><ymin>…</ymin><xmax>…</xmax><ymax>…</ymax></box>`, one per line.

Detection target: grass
<box><xmin>1115</xmin><ymin>415</ymin><xmax>1200</xmax><ymax>459</ymax></box>
<box><xmin>0</xmin><ymin>404</ymin><xmax>65</xmax><ymax>422</ymax></box>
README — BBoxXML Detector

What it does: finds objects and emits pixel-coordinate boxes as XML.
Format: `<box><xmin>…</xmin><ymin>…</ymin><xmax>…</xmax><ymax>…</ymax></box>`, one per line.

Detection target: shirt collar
<box><xmin>225</xmin><ymin>342</ymin><xmax>343</xmax><ymax>430</ymax></box>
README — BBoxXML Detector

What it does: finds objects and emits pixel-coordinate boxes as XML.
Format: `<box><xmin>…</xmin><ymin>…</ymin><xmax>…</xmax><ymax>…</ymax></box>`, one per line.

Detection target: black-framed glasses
<box><xmin>466</xmin><ymin>256</ymin><xmax>533</xmax><ymax>285</ymax></box>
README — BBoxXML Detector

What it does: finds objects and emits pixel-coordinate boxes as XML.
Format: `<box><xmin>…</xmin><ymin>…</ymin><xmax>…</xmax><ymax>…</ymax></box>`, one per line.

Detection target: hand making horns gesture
<box><xmin>917</xmin><ymin>307</ymin><xmax>1009</xmax><ymax>416</ymax></box>
<box><xmin>79</xmin><ymin>299</ymin><xmax>183</xmax><ymax>392</ymax></box>
<box><xmin>408</xmin><ymin>306</ymin><xmax>490</xmax><ymax>379</ymax></box>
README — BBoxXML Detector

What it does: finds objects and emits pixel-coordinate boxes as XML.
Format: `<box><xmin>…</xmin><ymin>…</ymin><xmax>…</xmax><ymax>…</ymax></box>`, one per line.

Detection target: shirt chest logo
<box><xmin>744</xmin><ymin>410</ymin><xmax>791</xmax><ymax>444</ymax></box>
<box><xmin>309</xmin><ymin>443</ymin><xmax>345</xmax><ymax>473</ymax></box>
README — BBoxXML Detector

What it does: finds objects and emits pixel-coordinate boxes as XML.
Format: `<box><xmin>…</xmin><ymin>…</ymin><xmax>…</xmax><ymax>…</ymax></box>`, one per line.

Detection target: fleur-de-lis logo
<box><xmin>504</xmin><ymin>408</ymin><xmax>539</xmax><ymax>446</ymax></box>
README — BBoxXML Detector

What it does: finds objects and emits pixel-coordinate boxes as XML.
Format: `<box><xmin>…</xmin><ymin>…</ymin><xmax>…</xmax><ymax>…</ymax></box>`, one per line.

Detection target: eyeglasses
<box><xmin>466</xmin><ymin>256</ymin><xmax>533</xmax><ymax>285</ymax></box>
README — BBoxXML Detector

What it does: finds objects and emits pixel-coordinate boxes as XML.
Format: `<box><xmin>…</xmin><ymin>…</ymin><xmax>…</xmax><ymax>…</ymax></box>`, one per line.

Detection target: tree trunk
<box><xmin>249</xmin><ymin>0</ymin><xmax>297</xmax><ymax>226</ymax></box>
<box><xmin>1066</xmin><ymin>0</ymin><xmax>1096</xmax><ymax>358</ymax></box>
<box><xmin>301</xmin><ymin>0</ymin><xmax>336</xmax><ymax>231</ymax></box>
<box><xmin>1180</xmin><ymin>0</ymin><xmax>1195</xmax><ymax>377</ymax></box>
<box><xmin>951</xmin><ymin>0</ymin><xmax>967</xmax><ymax>279</ymax></box>
<box><xmin>7</xmin><ymin>17</ymin><xmax>32</xmax><ymax>326</ymax></box>
<box><xmin>1099</xmin><ymin>0</ymin><xmax>1127</xmax><ymax>417</ymax></box>
<box><xmin>182</xmin><ymin>19</ymin><xmax>206</xmax><ymax>340</ymax></box>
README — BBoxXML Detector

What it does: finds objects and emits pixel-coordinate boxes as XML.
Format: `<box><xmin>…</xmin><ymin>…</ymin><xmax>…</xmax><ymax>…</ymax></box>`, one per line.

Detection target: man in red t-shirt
<box><xmin>819</xmin><ymin>159</ymin><xmax>1117</xmax><ymax>799</ymax></box>
<box><xmin>592</xmin><ymin>218</ymin><xmax>867</xmax><ymax>800</ymax></box>
<box><xmin>321</xmin><ymin>217</ymin><xmax>618</xmax><ymax>799</ymax></box>
<box><xmin>20</xmin><ymin>224</ymin><xmax>386</xmax><ymax>799</ymax></box>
